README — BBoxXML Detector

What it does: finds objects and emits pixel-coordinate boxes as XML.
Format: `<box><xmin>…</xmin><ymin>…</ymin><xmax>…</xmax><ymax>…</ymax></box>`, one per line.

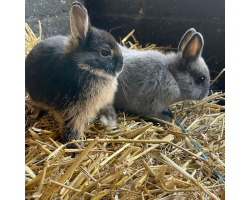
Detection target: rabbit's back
<box><xmin>115</xmin><ymin>50</ymin><xmax>181</xmax><ymax>115</ymax></box>
<box><xmin>26</xmin><ymin>36</ymin><xmax>82</xmax><ymax>109</ymax></box>
<box><xmin>26</xmin><ymin>36</ymin><xmax>67</xmax><ymax>63</ymax></box>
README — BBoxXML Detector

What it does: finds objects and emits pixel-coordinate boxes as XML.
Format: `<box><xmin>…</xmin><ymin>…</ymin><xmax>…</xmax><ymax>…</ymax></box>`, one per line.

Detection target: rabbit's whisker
<box><xmin>205</xmin><ymin>55</ymin><xmax>217</xmax><ymax>62</ymax></box>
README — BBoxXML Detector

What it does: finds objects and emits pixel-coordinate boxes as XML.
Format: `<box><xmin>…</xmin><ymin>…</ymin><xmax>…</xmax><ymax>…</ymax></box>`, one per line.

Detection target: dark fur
<box><xmin>25</xmin><ymin>2</ymin><xmax>123</xmax><ymax>146</ymax></box>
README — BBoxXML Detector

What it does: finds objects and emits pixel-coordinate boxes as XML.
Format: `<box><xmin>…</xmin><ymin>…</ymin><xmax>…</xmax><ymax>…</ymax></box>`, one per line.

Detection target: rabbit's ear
<box><xmin>70</xmin><ymin>2</ymin><xmax>90</xmax><ymax>41</ymax></box>
<box><xmin>182</xmin><ymin>33</ymin><xmax>204</xmax><ymax>62</ymax></box>
<box><xmin>178</xmin><ymin>28</ymin><xmax>196</xmax><ymax>52</ymax></box>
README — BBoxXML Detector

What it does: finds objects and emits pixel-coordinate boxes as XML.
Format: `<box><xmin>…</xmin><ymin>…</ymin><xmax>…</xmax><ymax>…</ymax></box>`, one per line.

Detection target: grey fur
<box><xmin>115</xmin><ymin>28</ymin><xmax>210</xmax><ymax>121</ymax></box>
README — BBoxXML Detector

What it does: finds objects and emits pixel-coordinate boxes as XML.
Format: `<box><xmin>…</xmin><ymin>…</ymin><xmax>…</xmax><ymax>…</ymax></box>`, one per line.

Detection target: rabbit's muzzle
<box><xmin>115</xmin><ymin>54</ymin><xmax>124</xmax><ymax>74</ymax></box>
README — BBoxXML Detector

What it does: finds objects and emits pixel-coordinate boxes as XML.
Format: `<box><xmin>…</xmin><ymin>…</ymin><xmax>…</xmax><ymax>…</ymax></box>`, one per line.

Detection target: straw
<box><xmin>25</xmin><ymin>25</ymin><xmax>225</xmax><ymax>199</ymax></box>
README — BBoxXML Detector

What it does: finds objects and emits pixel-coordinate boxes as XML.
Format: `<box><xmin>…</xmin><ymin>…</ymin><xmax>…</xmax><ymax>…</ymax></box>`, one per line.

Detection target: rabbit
<box><xmin>114</xmin><ymin>28</ymin><xmax>210</xmax><ymax>121</ymax></box>
<box><xmin>25</xmin><ymin>1</ymin><xmax>123</xmax><ymax>147</ymax></box>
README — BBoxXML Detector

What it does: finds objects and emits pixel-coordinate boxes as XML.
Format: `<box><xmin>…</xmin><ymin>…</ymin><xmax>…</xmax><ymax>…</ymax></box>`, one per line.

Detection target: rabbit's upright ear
<box><xmin>70</xmin><ymin>2</ymin><xmax>90</xmax><ymax>41</ymax></box>
<box><xmin>178</xmin><ymin>28</ymin><xmax>196</xmax><ymax>52</ymax></box>
<box><xmin>182</xmin><ymin>33</ymin><xmax>204</xmax><ymax>62</ymax></box>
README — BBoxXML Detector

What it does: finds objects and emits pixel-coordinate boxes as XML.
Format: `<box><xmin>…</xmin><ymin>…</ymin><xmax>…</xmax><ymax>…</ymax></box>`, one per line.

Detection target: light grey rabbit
<box><xmin>114</xmin><ymin>28</ymin><xmax>210</xmax><ymax>121</ymax></box>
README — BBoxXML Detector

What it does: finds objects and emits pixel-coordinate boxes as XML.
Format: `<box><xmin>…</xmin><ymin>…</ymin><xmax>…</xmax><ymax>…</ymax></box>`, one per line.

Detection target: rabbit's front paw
<box><xmin>99</xmin><ymin>104</ymin><xmax>118</xmax><ymax>128</ymax></box>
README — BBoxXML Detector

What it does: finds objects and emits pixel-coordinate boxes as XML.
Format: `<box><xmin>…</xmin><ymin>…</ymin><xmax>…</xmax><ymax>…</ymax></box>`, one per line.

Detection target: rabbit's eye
<box><xmin>196</xmin><ymin>76</ymin><xmax>205</xmax><ymax>84</ymax></box>
<box><xmin>101</xmin><ymin>49</ymin><xmax>111</xmax><ymax>56</ymax></box>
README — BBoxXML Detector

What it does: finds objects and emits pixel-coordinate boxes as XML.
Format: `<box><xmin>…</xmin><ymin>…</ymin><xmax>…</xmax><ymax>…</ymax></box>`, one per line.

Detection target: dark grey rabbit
<box><xmin>25</xmin><ymin>2</ymin><xmax>123</xmax><ymax>147</ymax></box>
<box><xmin>115</xmin><ymin>28</ymin><xmax>210</xmax><ymax>121</ymax></box>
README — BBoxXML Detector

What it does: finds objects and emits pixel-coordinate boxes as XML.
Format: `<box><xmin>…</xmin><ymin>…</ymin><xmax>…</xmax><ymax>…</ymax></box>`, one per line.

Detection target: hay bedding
<box><xmin>25</xmin><ymin>24</ymin><xmax>225</xmax><ymax>200</ymax></box>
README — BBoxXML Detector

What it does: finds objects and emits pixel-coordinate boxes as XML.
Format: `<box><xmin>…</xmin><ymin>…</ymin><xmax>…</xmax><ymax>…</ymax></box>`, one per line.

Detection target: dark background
<box><xmin>25</xmin><ymin>0</ymin><xmax>225</xmax><ymax>92</ymax></box>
